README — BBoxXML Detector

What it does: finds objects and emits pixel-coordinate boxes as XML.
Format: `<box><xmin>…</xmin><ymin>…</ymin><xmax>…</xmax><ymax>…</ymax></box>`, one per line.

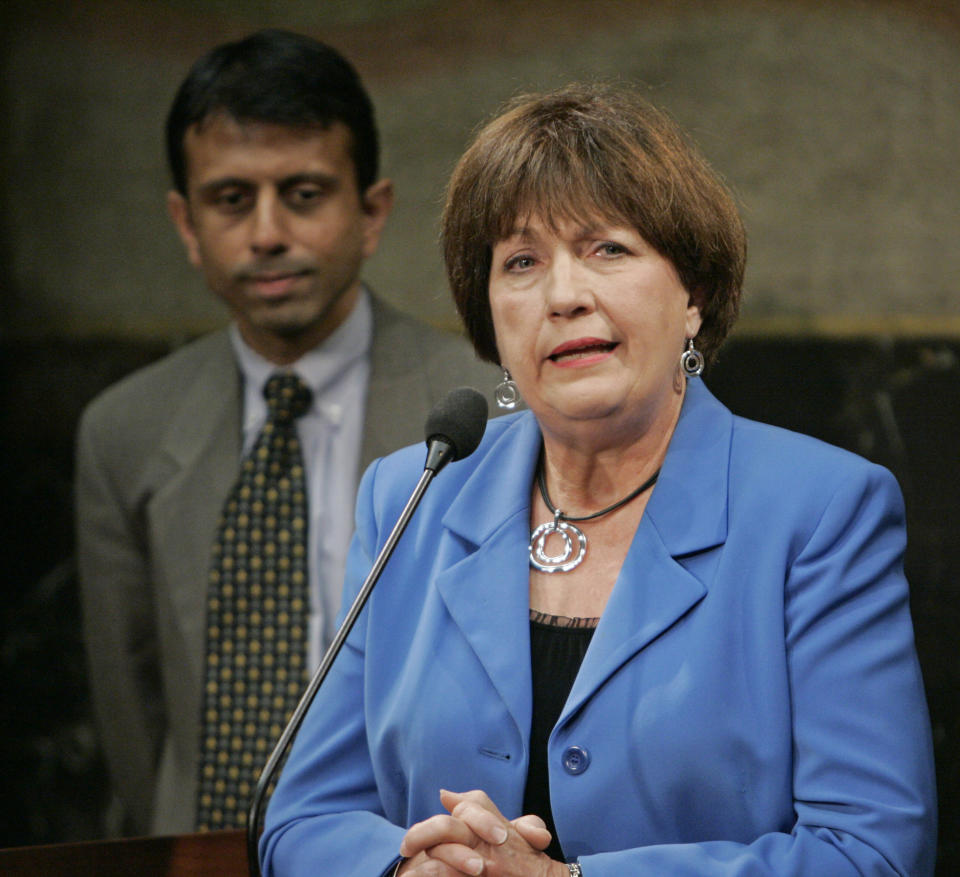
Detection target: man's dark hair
<box><xmin>165</xmin><ymin>29</ymin><xmax>379</xmax><ymax>195</ymax></box>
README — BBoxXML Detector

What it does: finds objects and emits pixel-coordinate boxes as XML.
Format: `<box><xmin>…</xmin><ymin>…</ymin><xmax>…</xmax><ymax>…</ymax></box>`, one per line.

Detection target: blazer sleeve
<box><xmin>75</xmin><ymin>403</ymin><xmax>165</xmax><ymax>835</ymax></box>
<box><xmin>576</xmin><ymin>463</ymin><xmax>936</xmax><ymax>877</ymax></box>
<box><xmin>259</xmin><ymin>457</ymin><xmax>407</xmax><ymax>877</ymax></box>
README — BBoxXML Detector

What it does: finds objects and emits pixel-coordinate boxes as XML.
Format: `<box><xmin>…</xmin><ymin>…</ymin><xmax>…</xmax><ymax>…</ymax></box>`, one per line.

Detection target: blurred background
<box><xmin>1</xmin><ymin>0</ymin><xmax>957</xmax><ymax>871</ymax></box>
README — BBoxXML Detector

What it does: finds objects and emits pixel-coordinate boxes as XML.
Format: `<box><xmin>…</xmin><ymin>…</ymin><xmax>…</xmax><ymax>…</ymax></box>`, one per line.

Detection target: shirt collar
<box><xmin>230</xmin><ymin>286</ymin><xmax>373</xmax><ymax>430</ymax></box>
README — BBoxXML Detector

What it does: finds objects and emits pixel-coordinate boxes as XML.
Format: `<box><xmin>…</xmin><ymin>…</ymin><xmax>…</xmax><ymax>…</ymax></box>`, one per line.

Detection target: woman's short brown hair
<box><xmin>441</xmin><ymin>83</ymin><xmax>746</xmax><ymax>365</ymax></box>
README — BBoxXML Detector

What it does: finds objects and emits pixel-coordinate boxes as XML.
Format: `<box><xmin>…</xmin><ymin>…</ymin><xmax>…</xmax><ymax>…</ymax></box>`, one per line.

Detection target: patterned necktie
<box><xmin>196</xmin><ymin>372</ymin><xmax>313</xmax><ymax>830</ymax></box>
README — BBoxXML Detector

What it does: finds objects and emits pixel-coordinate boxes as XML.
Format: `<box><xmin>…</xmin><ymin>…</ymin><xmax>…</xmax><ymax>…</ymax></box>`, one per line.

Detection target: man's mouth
<box><xmin>245</xmin><ymin>269</ymin><xmax>311</xmax><ymax>298</ymax></box>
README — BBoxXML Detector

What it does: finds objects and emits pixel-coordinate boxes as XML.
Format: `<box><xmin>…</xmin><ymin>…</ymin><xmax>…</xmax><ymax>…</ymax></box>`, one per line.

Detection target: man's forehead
<box><xmin>182</xmin><ymin>115</ymin><xmax>355</xmax><ymax>184</ymax></box>
<box><xmin>188</xmin><ymin>111</ymin><xmax>336</xmax><ymax>140</ymax></box>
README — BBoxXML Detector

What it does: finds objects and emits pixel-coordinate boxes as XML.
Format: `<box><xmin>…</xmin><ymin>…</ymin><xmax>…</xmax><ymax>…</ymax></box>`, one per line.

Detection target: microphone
<box><xmin>424</xmin><ymin>385</ymin><xmax>489</xmax><ymax>473</ymax></box>
<box><xmin>246</xmin><ymin>387</ymin><xmax>488</xmax><ymax>876</ymax></box>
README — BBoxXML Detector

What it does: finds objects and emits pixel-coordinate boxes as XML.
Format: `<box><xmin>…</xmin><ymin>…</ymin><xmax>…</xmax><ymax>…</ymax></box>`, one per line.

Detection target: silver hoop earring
<box><xmin>494</xmin><ymin>368</ymin><xmax>520</xmax><ymax>410</ymax></box>
<box><xmin>680</xmin><ymin>339</ymin><xmax>704</xmax><ymax>378</ymax></box>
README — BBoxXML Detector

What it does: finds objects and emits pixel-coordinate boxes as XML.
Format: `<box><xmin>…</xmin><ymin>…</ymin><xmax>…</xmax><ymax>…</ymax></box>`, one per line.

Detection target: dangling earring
<box><xmin>494</xmin><ymin>367</ymin><xmax>520</xmax><ymax>410</ymax></box>
<box><xmin>680</xmin><ymin>338</ymin><xmax>704</xmax><ymax>378</ymax></box>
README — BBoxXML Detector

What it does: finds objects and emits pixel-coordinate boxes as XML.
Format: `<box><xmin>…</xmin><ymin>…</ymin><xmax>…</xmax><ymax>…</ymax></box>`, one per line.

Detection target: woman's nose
<box><xmin>544</xmin><ymin>255</ymin><xmax>594</xmax><ymax>317</ymax></box>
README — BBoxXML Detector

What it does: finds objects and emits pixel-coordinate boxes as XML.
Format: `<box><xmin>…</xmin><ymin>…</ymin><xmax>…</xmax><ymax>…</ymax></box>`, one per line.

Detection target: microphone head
<box><xmin>424</xmin><ymin>387</ymin><xmax>489</xmax><ymax>462</ymax></box>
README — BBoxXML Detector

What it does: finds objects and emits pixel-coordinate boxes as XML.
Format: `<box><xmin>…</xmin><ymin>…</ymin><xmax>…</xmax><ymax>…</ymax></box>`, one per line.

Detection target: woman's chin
<box><xmin>539</xmin><ymin>394</ymin><xmax>630</xmax><ymax>430</ymax></box>
<box><xmin>534</xmin><ymin>381</ymin><xmax>680</xmax><ymax>445</ymax></box>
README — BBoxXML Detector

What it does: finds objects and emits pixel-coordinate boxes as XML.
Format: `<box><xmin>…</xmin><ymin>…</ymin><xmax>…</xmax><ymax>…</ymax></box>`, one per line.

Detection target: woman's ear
<box><xmin>685</xmin><ymin>288</ymin><xmax>705</xmax><ymax>338</ymax></box>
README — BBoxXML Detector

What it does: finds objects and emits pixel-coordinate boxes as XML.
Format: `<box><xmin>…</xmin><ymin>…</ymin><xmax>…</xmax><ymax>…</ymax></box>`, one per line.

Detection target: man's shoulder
<box><xmin>370</xmin><ymin>296</ymin><xmax>463</xmax><ymax>345</ymax></box>
<box><xmin>360</xmin><ymin>409</ymin><xmax>530</xmax><ymax>521</ymax></box>
<box><xmin>79</xmin><ymin>329</ymin><xmax>234</xmax><ymax>430</ymax></box>
<box><xmin>369</xmin><ymin>295</ymin><xmax>495</xmax><ymax>381</ymax></box>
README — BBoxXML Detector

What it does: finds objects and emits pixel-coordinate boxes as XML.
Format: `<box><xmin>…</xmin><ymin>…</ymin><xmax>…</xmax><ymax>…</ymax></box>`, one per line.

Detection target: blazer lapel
<box><xmin>414</xmin><ymin>381</ymin><xmax>733</xmax><ymax>737</ymax></box>
<box><xmin>435</xmin><ymin>414</ymin><xmax>543</xmax><ymax>739</ymax></box>
<box><xmin>562</xmin><ymin>379</ymin><xmax>732</xmax><ymax>723</ymax></box>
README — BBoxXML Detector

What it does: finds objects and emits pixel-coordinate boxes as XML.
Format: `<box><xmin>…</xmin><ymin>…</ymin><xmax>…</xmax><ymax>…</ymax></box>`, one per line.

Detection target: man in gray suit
<box><xmin>75</xmin><ymin>30</ymin><xmax>493</xmax><ymax>837</ymax></box>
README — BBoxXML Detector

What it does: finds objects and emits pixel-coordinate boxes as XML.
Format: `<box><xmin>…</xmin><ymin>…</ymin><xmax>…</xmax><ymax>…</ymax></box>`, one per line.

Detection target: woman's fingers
<box><xmin>400</xmin><ymin>790</ymin><xmax>559</xmax><ymax>876</ymax></box>
<box><xmin>440</xmin><ymin>788</ymin><xmax>500</xmax><ymax>815</ymax></box>
<box><xmin>512</xmin><ymin>814</ymin><xmax>552</xmax><ymax>851</ymax></box>
<box><xmin>400</xmin><ymin>812</ymin><xmax>478</xmax><ymax>858</ymax></box>
<box><xmin>441</xmin><ymin>790</ymin><xmax>553</xmax><ymax>852</ymax></box>
<box><xmin>424</xmin><ymin>843</ymin><xmax>488</xmax><ymax>876</ymax></box>
<box><xmin>441</xmin><ymin>789</ymin><xmax>509</xmax><ymax>846</ymax></box>
<box><xmin>398</xmin><ymin>850</ymin><xmax>480</xmax><ymax>877</ymax></box>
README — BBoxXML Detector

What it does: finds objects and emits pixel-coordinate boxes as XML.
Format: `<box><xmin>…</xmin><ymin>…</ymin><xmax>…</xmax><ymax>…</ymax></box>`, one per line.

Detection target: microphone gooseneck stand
<box><xmin>246</xmin><ymin>387</ymin><xmax>488</xmax><ymax>876</ymax></box>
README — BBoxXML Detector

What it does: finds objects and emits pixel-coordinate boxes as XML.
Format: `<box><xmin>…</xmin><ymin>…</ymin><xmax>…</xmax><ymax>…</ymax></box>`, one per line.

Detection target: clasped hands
<box><xmin>397</xmin><ymin>788</ymin><xmax>568</xmax><ymax>877</ymax></box>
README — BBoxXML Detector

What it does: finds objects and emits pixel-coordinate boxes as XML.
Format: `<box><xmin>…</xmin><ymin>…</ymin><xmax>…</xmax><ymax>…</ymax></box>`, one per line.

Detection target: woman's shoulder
<box><xmin>730</xmin><ymin>412</ymin><xmax>882</xmax><ymax>476</ymax></box>
<box><xmin>726</xmin><ymin>411</ymin><xmax>903</xmax><ymax>519</ymax></box>
<box><xmin>689</xmin><ymin>379</ymin><xmax>896</xmax><ymax>495</ymax></box>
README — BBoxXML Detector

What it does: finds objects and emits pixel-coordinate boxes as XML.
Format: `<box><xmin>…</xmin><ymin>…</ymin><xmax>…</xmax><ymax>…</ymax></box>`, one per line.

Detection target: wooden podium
<box><xmin>0</xmin><ymin>829</ymin><xmax>248</xmax><ymax>877</ymax></box>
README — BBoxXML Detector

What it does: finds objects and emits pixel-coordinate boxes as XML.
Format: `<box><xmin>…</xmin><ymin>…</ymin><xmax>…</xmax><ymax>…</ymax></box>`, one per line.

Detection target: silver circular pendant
<box><xmin>529</xmin><ymin>519</ymin><xmax>587</xmax><ymax>573</ymax></box>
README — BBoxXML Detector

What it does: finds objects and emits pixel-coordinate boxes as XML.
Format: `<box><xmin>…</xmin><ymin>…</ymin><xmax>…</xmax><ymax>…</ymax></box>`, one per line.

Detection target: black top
<box><xmin>523</xmin><ymin>610</ymin><xmax>597</xmax><ymax>863</ymax></box>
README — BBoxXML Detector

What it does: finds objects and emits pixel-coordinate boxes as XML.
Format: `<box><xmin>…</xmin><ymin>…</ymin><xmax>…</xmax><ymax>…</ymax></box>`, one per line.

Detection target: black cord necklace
<box><xmin>529</xmin><ymin>452</ymin><xmax>660</xmax><ymax>573</ymax></box>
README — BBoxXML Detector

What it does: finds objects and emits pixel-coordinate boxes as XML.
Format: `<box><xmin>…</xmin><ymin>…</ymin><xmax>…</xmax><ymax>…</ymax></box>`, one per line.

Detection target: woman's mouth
<box><xmin>548</xmin><ymin>338</ymin><xmax>619</xmax><ymax>364</ymax></box>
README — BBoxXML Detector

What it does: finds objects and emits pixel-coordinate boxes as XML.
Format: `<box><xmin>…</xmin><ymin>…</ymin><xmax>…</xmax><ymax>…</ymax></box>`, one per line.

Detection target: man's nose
<box><xmin>249</xmin><ymin>194</ymin><xmax>289</xmax><ymax>256</ymax></box>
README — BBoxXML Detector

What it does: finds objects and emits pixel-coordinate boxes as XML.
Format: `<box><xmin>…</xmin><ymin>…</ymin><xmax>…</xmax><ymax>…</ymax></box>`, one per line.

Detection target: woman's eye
<box><xmin>598</xmin><ymin>242</ymin><xmax>627</xmax><ymax>257</ymax></box>
<box><xmin>505</xmin><ymin>255</ymin><xmax>536</xmax><ymax>271</ymax></box>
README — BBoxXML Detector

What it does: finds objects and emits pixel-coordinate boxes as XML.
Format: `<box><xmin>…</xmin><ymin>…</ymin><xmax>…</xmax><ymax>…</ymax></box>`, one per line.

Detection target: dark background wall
<box><xmin>1</xmin><ymin>0</ymin><xmax>957</xmax><ymax>872</ymax></box>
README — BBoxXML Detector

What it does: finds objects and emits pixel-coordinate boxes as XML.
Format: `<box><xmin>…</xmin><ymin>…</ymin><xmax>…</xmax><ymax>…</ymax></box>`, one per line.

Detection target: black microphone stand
<box><xmin>245</xmin><ymin>438</ymin><xmax>459</xmax><ymax>876</ymax></box>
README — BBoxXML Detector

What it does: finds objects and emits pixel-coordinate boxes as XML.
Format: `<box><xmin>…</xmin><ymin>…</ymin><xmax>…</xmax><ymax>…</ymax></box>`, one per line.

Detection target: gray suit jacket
<box><xmin>75</xmin><ymin>296</ymin><xmax>495</xmax><ymax>835</ymax></box>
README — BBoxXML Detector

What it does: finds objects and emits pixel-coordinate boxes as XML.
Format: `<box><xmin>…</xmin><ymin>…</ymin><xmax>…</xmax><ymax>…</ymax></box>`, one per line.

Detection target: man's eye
<box><xmin>215</xmin><ymin>190</ymin><xmax>250</xmax><ymax>211</ymax></box>
<box><xmin>288</xmin><ymin>186</ymin><xmax>324</xmax><ymax>206</ymax></box>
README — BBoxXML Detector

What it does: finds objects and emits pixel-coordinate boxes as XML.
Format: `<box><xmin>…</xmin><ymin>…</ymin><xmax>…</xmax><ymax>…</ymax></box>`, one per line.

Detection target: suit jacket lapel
<box><xmin>150</xmin><ymin>332</ymin><xmax>242</xmax><ymax>675</ymax></box>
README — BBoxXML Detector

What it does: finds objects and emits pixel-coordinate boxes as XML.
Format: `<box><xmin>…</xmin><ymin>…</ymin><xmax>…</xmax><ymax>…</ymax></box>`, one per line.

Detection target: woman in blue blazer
<box><xmin>261</xmin><ymin>85</ymin><xmax>936</xmax><ymax>877</ymax></box>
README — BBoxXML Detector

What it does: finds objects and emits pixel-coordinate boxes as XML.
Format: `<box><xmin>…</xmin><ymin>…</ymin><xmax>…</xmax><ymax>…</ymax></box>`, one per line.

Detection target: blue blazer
<box><xmin>261</xmin><ymin>378</ymin><xmax>936</xmax><ymax>877</ymax></box>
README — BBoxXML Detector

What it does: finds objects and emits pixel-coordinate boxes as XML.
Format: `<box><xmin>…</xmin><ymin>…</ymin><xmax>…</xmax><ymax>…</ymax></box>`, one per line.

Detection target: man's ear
<box><xmin>359</xmin><ymin>178</ymin><xmax>394</xmax><ymax>259</ymax></box>
<box><xmin>166</xmin><ymin>190</ymin><xmax>203</xmax><ymax>268</ymax></box>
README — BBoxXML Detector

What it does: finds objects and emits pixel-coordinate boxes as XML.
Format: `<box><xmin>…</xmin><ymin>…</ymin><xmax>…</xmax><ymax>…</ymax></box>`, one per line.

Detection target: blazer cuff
<box><xmin>381</xmin><ymin>856</ymin><xmax>405</xmax><ymax>877</ymax></box>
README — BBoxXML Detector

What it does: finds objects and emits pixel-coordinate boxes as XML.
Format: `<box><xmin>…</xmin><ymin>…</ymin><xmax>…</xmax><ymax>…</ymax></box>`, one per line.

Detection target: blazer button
<box><xmin>561</xmin><ymin>745</ymin><xmax>590</xmax><ymax>775</ymax></box>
